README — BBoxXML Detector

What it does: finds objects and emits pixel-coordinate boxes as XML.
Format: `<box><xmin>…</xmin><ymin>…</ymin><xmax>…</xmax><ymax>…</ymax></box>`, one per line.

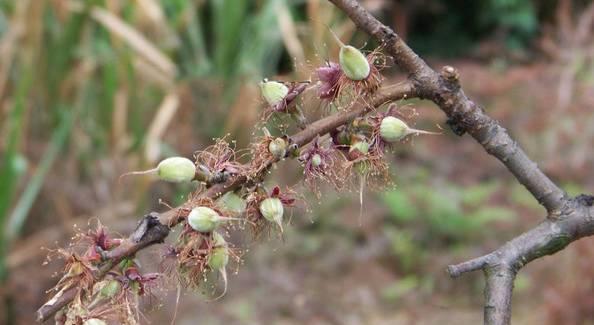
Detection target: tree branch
<box><xmin>328</xmin><ymin>0</ymin><xmax>566</xmax><ymax>214</ymax></box>
<box><xmin>326</xmin><ymin>0</ymin><xmax>594</xmax><ymax>324</ymax></box>
<box><xmin>35</xmin><ymin>83</ymin><xmax>417</xmax><ymax>322</ymax></box>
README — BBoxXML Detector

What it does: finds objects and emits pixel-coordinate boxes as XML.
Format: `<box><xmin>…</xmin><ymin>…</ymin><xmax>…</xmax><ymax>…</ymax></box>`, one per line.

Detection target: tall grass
<box><xmin>0</xmin><ymin>0</ymin><xmax>342</xmax><ymax>284</ymax></box>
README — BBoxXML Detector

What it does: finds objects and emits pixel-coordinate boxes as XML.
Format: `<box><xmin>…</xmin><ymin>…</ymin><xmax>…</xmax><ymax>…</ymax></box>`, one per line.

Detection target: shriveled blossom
<box><xmin>121</xmin><ymin>264</ymin><xmax>160</xmax><ymax>297</ymax></box>
<box><xmin>316</xmin><ymin>61</ymin><xmax>341</xmax><ymax>101</ymax></box>
<box><xmin>194</xmin><ymin>137</ymin><xmax>247</xmax><ymax>184</ymax></box>
<box><xmin>299</xmin><ymin>136</ymin><xmax>346</xmax><ymax>191</ymax></box>
<box><xmin>48</xmin><ymin>224</ymin><xmax>157</xmax><ymax>325</ymax></box>
<box><xmin>82</xmin><ymin>224</ymin><xmax>122</xmax><ymax>263</ymax></box>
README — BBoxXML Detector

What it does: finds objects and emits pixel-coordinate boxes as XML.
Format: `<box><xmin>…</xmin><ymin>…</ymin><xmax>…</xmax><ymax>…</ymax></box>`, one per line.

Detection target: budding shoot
<box><xmin>119</xmin><ymin>157</ymin><xmax>196</xmax><ymax>183</ymax></box>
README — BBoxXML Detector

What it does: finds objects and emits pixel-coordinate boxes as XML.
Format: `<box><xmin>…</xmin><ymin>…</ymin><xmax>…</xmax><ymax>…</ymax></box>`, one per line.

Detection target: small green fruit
<box><xmin>268</xmin><ymin>138</ymin><xmax>287</xmax><ymax>159</ymax></box>
<box><xmin>188</xmin><ymin>206</ymin><xmax>222</xmax><ymax>233</ymax></box>
<box><xmin>99</xmin><ymin>280</ymin><xmax>121</xmax><ymax>298</ymax></box>
<box><xmin>311</xmin><ymin>154</ymin><xmax>322</xmax><ymax>167</ymax></box>
<box><xmin>217</xmin><ymin>192</ymin><xmax>246</xmax><ymax>215</ymax></box>
<box><xmin>349</xmin><ymin>141</ymin><xmax>369</xmax><ymax>155</ymax></box>
<box><xmin>207</xmin><ymin>232</ymin><xmax>230</xmax><ymax>299</ymax></box>
<box><xmin>208</xmin><ymin>232</ymin><xmax>229</xmax><ymax>270</ymax></box>
<box><xmin>339</xmin><ymin>45</ymin><xmax>370</xmax><ymax>81</ymax></box>
<box><xmin>157</xmin><ymin>157</ymin><xmax>196</xmax><ymax>182</ymax></box>
<box><xmin>379</xmin><ymin>116</ymin><xmax>439</xmax><ymax>142</ymax></box>
<box><xmin>84</xmin><ymin>319</ymin><xmax>107</xmax><ymax>325</ymax></box>
<box><xmin>259</xmin><ymin>197</ymin><xmax>284</xmax><ymax>232</ymax></box>
<box><xmin>260</xmin><ymin>80</ymin><xmax>289</xmax><ymax>106</ymax></box>
<box><xmin>380</xmin><ymin>116</ymin><xmax>409</xmax><ymax>142</ymax></box>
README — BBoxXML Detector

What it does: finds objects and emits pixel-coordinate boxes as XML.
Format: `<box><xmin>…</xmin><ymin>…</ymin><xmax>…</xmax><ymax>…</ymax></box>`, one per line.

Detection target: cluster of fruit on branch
<box><xmin>47</xmin><ymin>34</ymin><xmax>437</xmax><ymax>325</ymax></box>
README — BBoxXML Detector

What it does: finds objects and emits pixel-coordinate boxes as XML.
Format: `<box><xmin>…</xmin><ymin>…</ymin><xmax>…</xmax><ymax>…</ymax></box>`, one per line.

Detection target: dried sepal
<box><xmin>193</xmin><ymin>137</ymin><xmax>248</xmax><ymax>183</ymax></box>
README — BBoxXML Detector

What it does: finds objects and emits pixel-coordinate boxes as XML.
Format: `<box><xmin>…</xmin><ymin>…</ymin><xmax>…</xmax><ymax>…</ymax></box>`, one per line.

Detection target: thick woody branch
<box><xmin>447</xmin><ymin>198</ymin><xmax>594</xmax><ymax>324</ymax></box>
<box><xmin>326</xmin><ymin>1</ymin><xmax>594</xmax><ymax>324</ymax></box>
<box><xmin>35</xmin><ymin>83</ymin><xmax>416</xmax><ymax>322</ymax></box>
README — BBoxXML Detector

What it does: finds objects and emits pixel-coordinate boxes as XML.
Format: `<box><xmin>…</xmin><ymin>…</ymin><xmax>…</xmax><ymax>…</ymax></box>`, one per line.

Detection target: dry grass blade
<box><xmin>145</xmin><ymin>91</ymin><xmax>181</xmax><ymax>163</ymax></box>
<box><xmin>88</xmin><ymin>6</ymin><xmax>177</xmax><ymax>79</ymax></box>
<box><xmin>276</xmin><ymin>3</ymin><xmax>305</xmax><ymax>66</ymax></box>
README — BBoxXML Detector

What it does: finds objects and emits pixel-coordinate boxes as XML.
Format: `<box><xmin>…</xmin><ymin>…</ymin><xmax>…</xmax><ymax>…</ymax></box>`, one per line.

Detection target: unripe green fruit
<box><xmin>208</xmin><ymin>232</ymin><xmax>229</xmax><ymax>270</ymax></box>
<box><xmin>259</xmin><ymin>197</ymin><xmax>284</xmax><ymax>231</ymax></box>
<box><xmin>339</xmin><ymin>45</ymin><xmax>370</xmax><ymax>81</ymax></box>
<box><xmin>379</xmin><ymin>116</ymin><xmax>438</xmax><ymax>142</ymax></box>
<box><xmin>349</xmin><ymin>141</ymin><xmax>369</xmax><ymax>155</ymax></box>
<box><xmin>217</xmin><ymin>192</ymin><xmax>246</xmax><ymax>215</ymax></box>
<box><xmin>188</xmin><ymin>206</ymin><xmax>222</xmax><ymax>233</ymax></box>
<box><xmin>260</xmin><ymin>80</ymin><xmax>289</xmax><ymax>106</ymax></box>
<box><xmin>268</xmin><ymin>138</ymin><xmax>287</xmax><ymax>159</ymax></box>
<box><xmin>311</xmin><ymin>154</ymin><xmax>322</xmax><ymax>167</ymax></box>
<box><xmin>380</xmin><ymin>116</ymin><xmax>409</xmax><ymax>142</ymax></box>
<box><xmin>157</xmin><ymin>157</ymin><xmax>196</xmax><ymax>182</ymax></box>
<box><xmin>99</xmin><ymin>280</ymin><xmax>121</xmax><ymax>298</ymax></box>
<box><xmin>84</xmin><ymin>319</ymin><xmax>107</xmax><ymax>325</ymax></box>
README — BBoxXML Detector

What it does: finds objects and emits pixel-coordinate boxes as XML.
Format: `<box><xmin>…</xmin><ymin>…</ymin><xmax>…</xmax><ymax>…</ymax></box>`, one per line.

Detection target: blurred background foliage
<box><xmin>1</xmin><ymin>0</ymin><xmax>594</xmax><ymax>324</ymax></box>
